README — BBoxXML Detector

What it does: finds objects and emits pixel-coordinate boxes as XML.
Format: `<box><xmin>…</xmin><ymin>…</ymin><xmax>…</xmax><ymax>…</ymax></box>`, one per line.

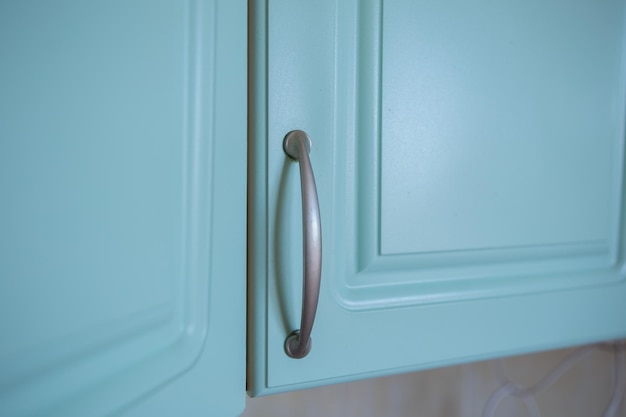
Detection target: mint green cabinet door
<box><xmin>0</xmin><ymin>1</ymin><xmax>246</xmax><ymax>416</ymax></box>
<box><xmin>248</xmin><ymin>0</ymin><xmax>626</xmax><ymax>395</ymax></box>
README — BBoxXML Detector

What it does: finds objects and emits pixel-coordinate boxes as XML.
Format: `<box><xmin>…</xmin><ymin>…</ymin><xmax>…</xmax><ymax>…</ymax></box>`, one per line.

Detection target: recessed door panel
<box><xmin>380</xmin><ymin>0</ymin><xmax>620</xmax><ymax>255</ymax></box>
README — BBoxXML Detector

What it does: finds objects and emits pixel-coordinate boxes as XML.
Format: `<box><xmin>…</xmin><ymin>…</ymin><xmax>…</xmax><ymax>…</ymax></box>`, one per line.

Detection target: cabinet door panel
<box><xmin>248</xmin><ymin>0</ymin><xmax>626</xmax><ymax>395</ymax></box>
<box><xmin>0</xmin><ymin>1</ymin><xmax>246</xmax><ymax>416</ymax></box>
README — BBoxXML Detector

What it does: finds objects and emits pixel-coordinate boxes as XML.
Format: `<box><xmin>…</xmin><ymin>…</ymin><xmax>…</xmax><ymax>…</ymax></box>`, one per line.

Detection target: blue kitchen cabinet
<box><xmin>0</xmin><ymin>1</ymin><xmax>246</xmax><ymax>416</ymax></box>
<box><xmin>2</xmin><ymin>0</ymin><xmax>626</xmax><ymax>415</ymax></box>
<box><xmin>247</xmin><ymin>0</ymin><xmax>626</xmax><ymax>395</ymax></box>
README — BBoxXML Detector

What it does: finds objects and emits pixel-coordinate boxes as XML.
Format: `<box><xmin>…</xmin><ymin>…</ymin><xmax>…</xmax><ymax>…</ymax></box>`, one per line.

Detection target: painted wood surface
<box><xmin>248</xmin><ymin>0</ymin><xmax>626</xmax><ymax>396</ymax></box>
<box><xmin>0</xmin><ymin>1</ymin><xmax>247</xmax><ymax>416</ymax></box>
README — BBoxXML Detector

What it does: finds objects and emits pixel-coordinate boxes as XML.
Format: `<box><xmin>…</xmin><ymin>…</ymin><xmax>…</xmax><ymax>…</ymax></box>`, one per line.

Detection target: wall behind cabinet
<box><xmin>243</xmin><ymin>342</ymin><xmax>625</xmax><ymax>417</ymax></box>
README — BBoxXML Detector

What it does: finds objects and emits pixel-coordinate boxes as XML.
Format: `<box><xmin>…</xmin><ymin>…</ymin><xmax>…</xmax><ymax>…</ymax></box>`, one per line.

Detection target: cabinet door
<box><xmin>0</xmin><ymin>1</ymin><xmax>246</xmax><ymax>416</ymax></box>
<box><xmin>248</xmin><ymin>0</ymin><xmax>626</xmax><ymax>395</ymax></box>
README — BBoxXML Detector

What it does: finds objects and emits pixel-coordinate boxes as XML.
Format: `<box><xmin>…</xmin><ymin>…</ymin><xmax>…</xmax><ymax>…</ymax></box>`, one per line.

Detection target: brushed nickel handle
<box><xmin>283</xmin><ymin>130</ymin><xmax>322</xmax><ymax>359</ymax></box>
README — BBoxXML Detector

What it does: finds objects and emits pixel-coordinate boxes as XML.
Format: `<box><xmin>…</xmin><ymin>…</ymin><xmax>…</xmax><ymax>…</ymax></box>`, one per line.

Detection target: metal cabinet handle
<box><xmin>283</xmin><ymin>130</ymin><xmax>322</xmax><ymax>359</ymax></box>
